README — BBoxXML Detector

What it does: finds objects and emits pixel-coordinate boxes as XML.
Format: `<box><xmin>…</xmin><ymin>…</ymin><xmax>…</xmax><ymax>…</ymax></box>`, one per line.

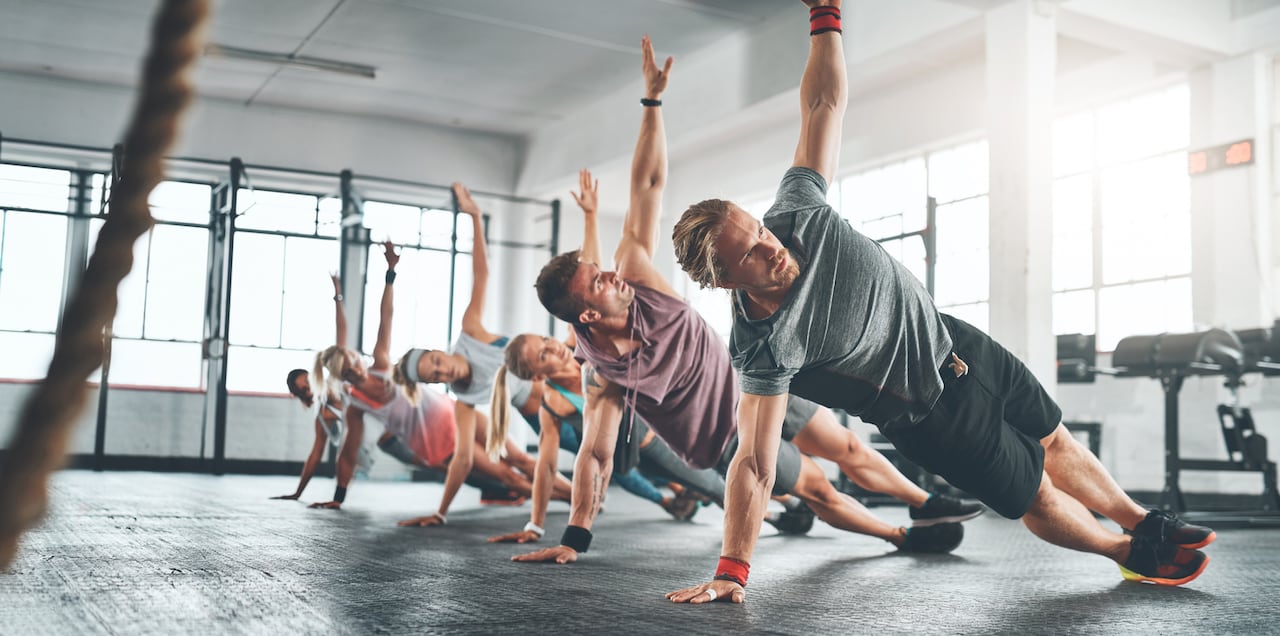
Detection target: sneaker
<box><xmin>479</xmin><ymin>488</ymin><xmax>527</xmax><ymax>506</ymax></box>
<box><xmin>662</xmin><ymin>492</ymin><xmax>700</xmax><ymax>521</ymax></box>
<box><xmin>765</xmin><ymin>501</ymin><xmax>815</xmax><ymax>535</ymax></box>
<box><xmin>1119</xmin><ymin>533</ymin><xmax>1209</xmax><ymax>586</ymax></box>
<box><xmin>898</xmin><ymin>522</ymin><xmax>964</xmax><ymax>553</ymax></box>
<box><xmin>909</xmin><ymin>494</ymin><xmax>986</xmax><ymax>527</ymax></box>
<box><xmin>1131</xmin><ymin>509</ymin><xmax>1216</xmax><ymax>549</ymax></box>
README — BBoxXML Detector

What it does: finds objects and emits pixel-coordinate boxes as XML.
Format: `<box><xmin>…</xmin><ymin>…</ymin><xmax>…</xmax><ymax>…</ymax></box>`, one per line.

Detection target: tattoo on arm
<box><xmin>582</xmin><ymin>363</ymin><xmax>605</xmax><ymax>395</ymax></box>
<box><xmin>590</xmin><ymin>471</ymin><xmax>607</xmax><ymax>518</ymax></box>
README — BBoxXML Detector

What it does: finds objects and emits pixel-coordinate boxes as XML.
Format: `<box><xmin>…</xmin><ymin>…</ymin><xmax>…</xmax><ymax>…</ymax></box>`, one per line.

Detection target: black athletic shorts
<box><xmin>880</xmin><ymin>314</ymin><xmax>1062</xmax><ymax>519</ymax></box>
<box><xmin>716</xmin><ymin>393</ymin><xmax>819</xmax><ymax>496</ymax></box>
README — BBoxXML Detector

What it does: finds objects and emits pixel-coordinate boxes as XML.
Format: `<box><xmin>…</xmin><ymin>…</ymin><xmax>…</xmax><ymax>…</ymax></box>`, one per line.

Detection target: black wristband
<box><xmin>714</xmin><ymin>573</ymin><xmax>747</xmax><ymax>587</ymax></box>
<box><xmin>560</xmin><ymin>525</ymin><xmax>592</xmax><ymax>553</ymax></box>
<box><xmin>385</xmin><ymin>270</ymin><xmax>397</xmax><ymax>284</ymax></box>
<box><xmin>334</xmin><ymin>485</ymin><xmax>347</xmax><ymax>503</ymax></box>
<box><xmin>640</xmin><ymin>97</ymin><xmax>662</xmax><ymax>107</ymax></box>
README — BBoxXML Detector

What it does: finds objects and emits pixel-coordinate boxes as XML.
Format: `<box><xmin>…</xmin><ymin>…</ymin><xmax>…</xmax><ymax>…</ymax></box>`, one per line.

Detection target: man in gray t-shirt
<box><xmin>671</xmin><ymin>0</ymin><xmax>1212</xmax><ymax>600</ymax></box>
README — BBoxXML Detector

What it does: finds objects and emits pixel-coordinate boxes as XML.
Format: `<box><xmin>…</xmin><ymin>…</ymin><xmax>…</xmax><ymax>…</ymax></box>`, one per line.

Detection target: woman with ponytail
<box><xmin>486</xmin><ymin>330</ymin><xmax>731</xmax><ymax>545</ymax></box>
<box><xmin>391</xmin><ymin>183</ymin><xmax>571</xmax><ymax>527</ymax></box>
<box><xmin>312</xmin><ymin>236</ymin><xmax>552</xmax><ymax>518</ymax></box>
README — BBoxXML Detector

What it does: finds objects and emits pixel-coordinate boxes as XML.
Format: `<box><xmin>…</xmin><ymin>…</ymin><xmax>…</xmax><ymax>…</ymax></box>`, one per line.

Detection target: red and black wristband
<box><xmin>809</xmin><ymin>6</ymin><xmax>842</xmax><ymax>36</ymax></box>
<box><xmin>714</xmin><ymin>555</ymin><xmax>750</xmax><ymax>587</ymax></box>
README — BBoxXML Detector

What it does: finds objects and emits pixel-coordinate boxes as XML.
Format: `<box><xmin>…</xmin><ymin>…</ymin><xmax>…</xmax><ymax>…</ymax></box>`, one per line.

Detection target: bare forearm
<box><xmin>568</xmin><ymin>448</ymin><xmax>611</xmax><ymax>528</ymax></box>
<box><xmin>721</xmin><ymin>455</ymin><xmax>773</xmax><ymax>561</ymax></box>
<box><xmin>795</xmin><ymin>25</ymin><xmax>847</xmax><ymax>182</ymax></box>
<box><xmin>581</xmin><ymin>210</ymin><xmax>602</xmax><ymax>268</ymax></box>
<box><xmin>469</xmin><ymin>212</ymin><xmax>488</xmax><ymax>283</ymax></box>
<box><xmin>438</xmin><ymin>453</ymin><xmax>471</xmax><ymax>517</ymax></box>
<box><xmin>631</xmin><ymin>107</ymin><xmax>667</xmax><ymax>194</ymax></box>
<box><xmin>530</xmin><ymin>435</ymin><xmax>559</xmax><ymax>527</ymax></box>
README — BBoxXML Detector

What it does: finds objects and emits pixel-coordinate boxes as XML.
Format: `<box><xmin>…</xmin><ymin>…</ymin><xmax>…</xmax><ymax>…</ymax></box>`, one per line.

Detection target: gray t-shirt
<box><xmin>729</xmin><ymin>167</ymin><xmax>952</xmax><ymax>427</ymax></box>
<box><xmin>450</xmin><ymin>332</ymin><xmax>529</xmax><ymax>407</ymax></box>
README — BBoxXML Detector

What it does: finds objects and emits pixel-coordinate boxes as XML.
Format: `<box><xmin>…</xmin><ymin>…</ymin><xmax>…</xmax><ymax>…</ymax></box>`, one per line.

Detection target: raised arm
<box><xmin>614</xmin><ymin>35</ymin><xmax>673</xmax><ymax>284</ymax></box>
<box><xmin>371</xmin><ymin>241</ymin><xmax>398</xmax><ymax>369</ymax></box>
<box><xmin>331</xmin><ymin>272</ymin><xmax>347</xmax><ymax>348</ymax></box>
<box><xmin>455</xmin><ymin>183</ymin><xmax>497</xmax><ymax>342</ymax></box>
<box><xmin>792</xmin><ymin>0</ymin><xmax>847</xmax><ymax>184</ymax></box>
<box><xmin>667</xmin><ymin>391</ymin><xmax>788</xmax><ymax>604</ymax></box>
<box><xmin>513</xmin><ymin>364</ymin><xmax>623</xmax><ymax>564</ymax></box>
<box><xmin>571</xmin><ymin>169</ymin><xmax>603</xmax><ymax>267</ymax></box>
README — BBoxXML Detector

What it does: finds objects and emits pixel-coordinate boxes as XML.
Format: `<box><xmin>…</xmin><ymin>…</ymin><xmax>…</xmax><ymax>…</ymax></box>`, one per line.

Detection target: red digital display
<box><xmin>1188</xmin><ymin>139</ymin><xmax>1254</xmax><ymax>175</ymax></box>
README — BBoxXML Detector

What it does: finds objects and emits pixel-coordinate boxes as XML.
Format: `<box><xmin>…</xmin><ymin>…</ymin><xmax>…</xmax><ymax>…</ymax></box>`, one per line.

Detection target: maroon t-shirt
<box><xmin>573</xmin><ymin>283</ymin><xmax>738</xmax><ymax>469</ymax></box>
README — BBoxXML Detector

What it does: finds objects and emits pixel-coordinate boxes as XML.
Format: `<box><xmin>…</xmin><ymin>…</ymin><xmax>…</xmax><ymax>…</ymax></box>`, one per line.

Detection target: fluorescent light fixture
<box><xmin>205</xmin><ymin>44</ymin><xmax>377</xmax><ymax>79</ymax></box>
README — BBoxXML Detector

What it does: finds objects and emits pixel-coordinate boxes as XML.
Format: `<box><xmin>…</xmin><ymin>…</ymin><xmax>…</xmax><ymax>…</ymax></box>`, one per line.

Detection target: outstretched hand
<box><xmin>487</xmin><ymin>529</ymin><xmax>542</xmax><ymax>544</ymax></box>
<box><xmin>641</xmin><ymin>35</ymin><xmax>673</xmax><ymax>99</ymax></box>
<box><xmin>398</xmin><ymin>514</ymin><xmax>445</xmax><ymax>528</ymax></box>
<box><xmin>308</xmin><ymin>500</ymin><xmax>341</xmax><ymax>509</ymax></box>
<box><xmin>270</xmin><ymin>493</ymin><xmax>300</xmax><ymax>501</ymax></box>
<box><xmin>453</xmin><ymin>182</ymin><xmax>481</xmax><ymax>217</ymax></box>
<box><xmin>511</xmin><ymin>545</ymin><xmax>578</xmax><ymax>564</ymax></box>
<box><xmin>382</xmin><ymin>240</ymin><xmax>399</xmax><ymax>270</ymax></box>
<box><xmin>570</xmin><ymin>169</ymin><xmax>599</xmax><ymax>215</ymax></box>
<box><xmin>666</xmin><ymin>579</ymin><xmax>745</xmax><ymax>605</ymax></box>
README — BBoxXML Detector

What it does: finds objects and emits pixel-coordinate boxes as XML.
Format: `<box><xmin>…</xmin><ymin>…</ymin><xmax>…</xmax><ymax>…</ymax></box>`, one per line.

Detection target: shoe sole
<box><xmin>1118</xmin><ymin>554</ymin><xmax>1210</xmax><ymax>586</ymax></box>
<box><xmin>911</xmin><ymin>508</ymin><xmax>985</xmax><ymax>527</ymax></box>
<box><xmin>1177</xmin><ymin>531</ymin><xmax>1216</xmax><ymax>550</ymax></box>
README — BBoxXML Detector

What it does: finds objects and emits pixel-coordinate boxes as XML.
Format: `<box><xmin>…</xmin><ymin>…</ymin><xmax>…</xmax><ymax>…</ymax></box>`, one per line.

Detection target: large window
<box><xmin>85</xmin><ymin>180</ymin><xmax>211</xmax><ymax>388</ymax></box>
<box><xmin>838</xmin><ymin>141</ymin><xmax>991</xmax><ymax>331</ymax></box>
<box><xmin>361</xmin><ymin>201</ymin><xmax>471</xmax><ymax>357</ymax></box>
<box><xmin>227</xmin><ymin>188</ymin><xmax>342</xmax><ymax>392</ymax></box>
<box><xmin>1052</xmin><ymin>84</ymin><xmax>1191</xmax><ymax>350</ymax></box>
<box><xmin>0</xmin><ymin>165</ymin><xmax>75</xmax><ymax>379</ymax></box>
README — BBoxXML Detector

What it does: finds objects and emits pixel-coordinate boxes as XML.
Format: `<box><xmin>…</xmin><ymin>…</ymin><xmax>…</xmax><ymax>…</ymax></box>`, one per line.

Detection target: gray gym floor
<box><xmin>2</xmin><ymin>471</ymin><xmax>1277</xmax><ymax>635</ymax></box>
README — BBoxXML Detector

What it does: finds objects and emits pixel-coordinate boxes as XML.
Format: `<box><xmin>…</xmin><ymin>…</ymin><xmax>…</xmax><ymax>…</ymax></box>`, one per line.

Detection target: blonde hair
<box><xmin>313</xmin><ymin>346</ymin><xmax>347</xmax><ymax>405</ymax></box>
<box><xmin>486</xmin><ymin>334</ymin><xmax>539</xmax><ymax>461</ymax></box>
<box><xmin>672</xmin><ymin>199</ymin><xmax>732</xmax><ymax>289</ymax></box>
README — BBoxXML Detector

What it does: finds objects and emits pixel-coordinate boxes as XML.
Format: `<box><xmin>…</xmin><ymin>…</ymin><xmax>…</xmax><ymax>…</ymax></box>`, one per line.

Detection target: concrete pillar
<box><xmin>1188</xmin><ymin>53</ymin><xmax>1274</xmax><ymax>330</ymax></box>
<box><xmin>985</xmin><ymin>0</ymin><xmax>1057</xmax><ymax>391</ymax></box>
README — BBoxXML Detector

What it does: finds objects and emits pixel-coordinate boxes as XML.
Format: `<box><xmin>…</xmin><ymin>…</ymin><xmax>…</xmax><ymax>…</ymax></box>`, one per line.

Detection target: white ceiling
<box><xmin>3</xmin><ymin>0</ymin><xmax>1279</xmax><ymax>199</ymax></box>
<box><xmin>1</xmin><ymin>0</ymin><xmax>797</xmax><ymax>137</ymax></box>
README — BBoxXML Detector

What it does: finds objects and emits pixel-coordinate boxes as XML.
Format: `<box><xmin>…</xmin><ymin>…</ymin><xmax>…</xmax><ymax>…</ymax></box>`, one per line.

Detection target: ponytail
<box><xmin>487</xmin><ymin>364</ymin><xmax>512</xmax><ymax>461</ymax></box>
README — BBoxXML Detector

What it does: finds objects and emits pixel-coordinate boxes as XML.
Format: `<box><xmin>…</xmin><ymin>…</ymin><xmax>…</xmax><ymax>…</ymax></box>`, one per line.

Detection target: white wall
<box><xmin>0</xmin><ymin>70</ymin><xmax>522</xmax><ymax>193</ymax></box>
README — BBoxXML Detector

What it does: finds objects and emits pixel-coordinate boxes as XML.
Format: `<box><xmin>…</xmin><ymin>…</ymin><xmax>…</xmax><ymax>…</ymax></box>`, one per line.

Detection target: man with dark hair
<box><xmin>670</xmin><ymin>0</ymin><xmax>1212</xmax><ymax>603</ymax></box>
<box><xmin>515</xmin><ymin>34</ymin><xmax>980</xmax><ymax>577</ymax></box>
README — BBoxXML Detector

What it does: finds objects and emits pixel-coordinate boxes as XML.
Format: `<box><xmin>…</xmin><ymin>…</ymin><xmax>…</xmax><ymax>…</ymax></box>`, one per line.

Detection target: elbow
<box><xmin>733</xmin><ymin>451</ymin><xmax>776</xmax><ymax>490</ymax></box>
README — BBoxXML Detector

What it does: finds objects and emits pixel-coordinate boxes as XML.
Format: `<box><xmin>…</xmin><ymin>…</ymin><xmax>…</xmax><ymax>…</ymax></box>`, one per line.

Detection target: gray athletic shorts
<box><xmin>716</xmin><ymin>394</ymin><xmax>820</xmax><ymax>495</ymax></box>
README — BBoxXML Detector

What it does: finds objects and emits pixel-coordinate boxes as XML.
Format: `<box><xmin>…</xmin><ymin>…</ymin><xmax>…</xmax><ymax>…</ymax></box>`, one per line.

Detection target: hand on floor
<box><xmin>511</xmin><ymin>545</ymin><xmax>577</xmax><ymax>564</ymax></box>
<box><xmin>488</xmin><ymin>529</ymin><xmax>541</xmax><ymax>544</ymax></box>
<box><xmin>666</xmin><ymin>579</ymin><xmax>744</xmax><ymax>605</ymax></box>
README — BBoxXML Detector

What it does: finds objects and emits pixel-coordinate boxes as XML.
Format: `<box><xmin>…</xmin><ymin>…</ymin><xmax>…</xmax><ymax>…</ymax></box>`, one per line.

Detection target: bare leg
<box><xmin>790</xmin><ymin>455</ymin><xmax>906</xmax><ymax>545</ymax></box>
<box><xmin>469</xmin><ymin>446</ymin><xmax>534</xmax><ymax>495</ymax></box>
<box><xmin>792</xmin><ymin>408</ymin><xmax>929</xmax><ymax>507</ymax></box>
<box><xmin>1039</xmin><ymin>424</ymin><xmax>1147</xmax><ymax>530</ymax></box>
<box><xmin>1021</xmin><ymin>471</ymin><xmax>1132</xmax><ymax>563</ymax></box>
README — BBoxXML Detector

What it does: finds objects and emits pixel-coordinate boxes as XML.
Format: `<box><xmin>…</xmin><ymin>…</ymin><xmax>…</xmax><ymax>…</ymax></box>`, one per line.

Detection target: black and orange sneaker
<box><xmin>1131</xmin><ymin>509</ymin><xmax>1216</xmax><ymax>549</ymax></box>
<box><xmin>1119</xmin><ymin>533</ymin><xmax>1209</xmax><ymax>586</ymax></box>
<box><xmin>765</xmin><ymin>501</ymin><xmax>815</xmax><ymax>535</ymax></box>
<box><xmin>909</xmin><ymin>494</ymin><xmax>986</xmax><ymax>527</ymax></box>
<box><xmin>898</xmin><ymin>522</ymin><xmax>964</xmax><ymax>554</ymax></box>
